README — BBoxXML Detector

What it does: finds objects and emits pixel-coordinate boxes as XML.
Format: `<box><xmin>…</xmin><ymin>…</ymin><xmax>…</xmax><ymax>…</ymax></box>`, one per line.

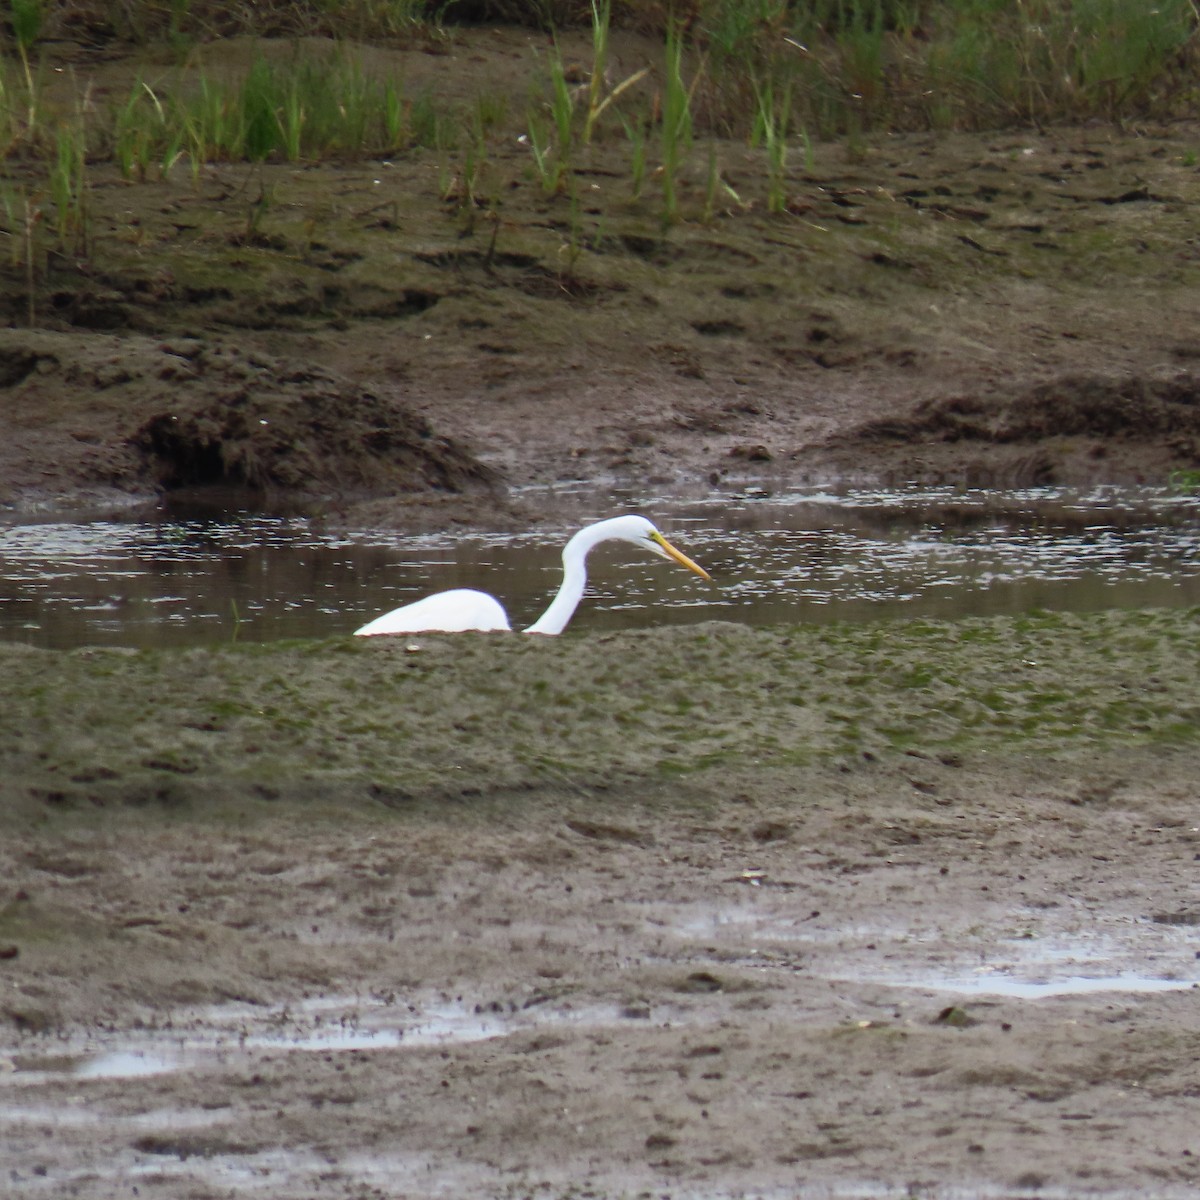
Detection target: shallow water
<box><xmin>6</xmin><ymin>963</ymin><xmax>1195</xmax><ymax>1090</ymax></box>
<box><xmin>886</xmin><ymin>974</ymin><xmax>1199</xmax><ymax>999</ymax></box>
<box><xmin>2</xmin><ymin>994</ymin><xmax>669</xmax><ymax>1086</ymax></box>
<box><xmin>1</xmin><ymin>484</ymin><xmax>1197</xmax><ymax>649</ymax></box>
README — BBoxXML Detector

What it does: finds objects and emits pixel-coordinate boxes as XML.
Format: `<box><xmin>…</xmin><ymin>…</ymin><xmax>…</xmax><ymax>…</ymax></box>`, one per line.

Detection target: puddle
<box><xmin>886</xmin><ymin>973</ymin><xmax>1200</xmax><ymax>999</ymax></box>
<box><xmin>658</xmin><ymin>898</ymin><xmax>1200</xmax><ymax>1005</ymax></box>
<box><xmin>1</xmin><ymin>484</ymin><xmax>1197</xmax><ymax>648</ymax></box>
<box><xmin>0</xmin><ymin>993</ymin><xmax>673</xmax><ymax>1085</ymax></box>
<box><xmin>3</xmin><ymin>975</ymin><xmax>1196</xmax><ymax>1198</ymax></box>
<box><xmin>74</xmin><ymin>1049</ymin><xmax>177</xmax><ymax>1079</ymax></box>
<box><xmin>13</xmin><ymin>951</ymin><xmax>1191</xmax><ymax>1090</ymax></box>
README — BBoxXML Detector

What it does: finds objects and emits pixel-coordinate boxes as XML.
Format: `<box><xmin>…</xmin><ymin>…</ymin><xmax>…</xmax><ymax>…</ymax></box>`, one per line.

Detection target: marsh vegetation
<box><xmin>3</xmin><ymin>0</ymin><xmax>1198</xmax><ymax>278</ymax></box>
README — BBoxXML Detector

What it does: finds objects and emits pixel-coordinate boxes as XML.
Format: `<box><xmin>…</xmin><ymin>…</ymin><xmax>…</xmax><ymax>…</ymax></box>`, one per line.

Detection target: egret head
<box><xmin>617</xmin><ymin>516</ymin><xmax>712</xmax><ymax>581</ymax></box>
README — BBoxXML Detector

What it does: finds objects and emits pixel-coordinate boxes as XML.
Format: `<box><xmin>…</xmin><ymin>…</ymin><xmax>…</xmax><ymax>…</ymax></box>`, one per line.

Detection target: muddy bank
<box><xmin>1</xmin><ymin>609</ymin><xmax>1199</xmax><ymax>1197</ymax></box>
<box><xmin>2</xmin><ymin>36</ymin><xmax>1200</xmax><ymax>519</ymax></box>
<box><xmin>2</xmin><ymin>743</ymin><xmax>1199</xmax><ymax>1199</ymax></box>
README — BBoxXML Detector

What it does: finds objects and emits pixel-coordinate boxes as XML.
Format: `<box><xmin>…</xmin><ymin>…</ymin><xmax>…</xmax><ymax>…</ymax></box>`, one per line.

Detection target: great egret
<box><xmin>353</xmin><ymin>514</ymin><xmax>711</xmax><ymax>637</ymax></box>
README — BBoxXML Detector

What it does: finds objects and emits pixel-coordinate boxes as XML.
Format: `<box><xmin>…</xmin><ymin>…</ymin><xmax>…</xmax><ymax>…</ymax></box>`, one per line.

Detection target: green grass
<box><xmin>1170</xmin><ymin>468</ymin><xmax>1200</xmax><ymax>494</ymax></box>
<box><xmin>1</xmin><ymin>0</ymin><xmax>1197</xmax><ymax>318</ymax></box>
<box><xmin>47</xmin><ymin>114</ymin><xmax>88</xmax><ymax>253</ymax></box>
<box><xmin>697</xmin><ymin>0</ymin><xmax>1200</xmax><ymax>137</ymax></box>
<box><xmin>109</xmin><ymin>49</ymin><xmax>443</xmax><ymax>171</ymax></box>
<box><xmin>751</xmin><ymin>78</ymin><xmax>793</xmax><ymax>214</ymax></box>
<box><xmin>521</xmin><ymin>2</ymin><xmax>645</xmax><ymax>198</ymax></box>
<box><xmin>9</xmin><ymin>2</ymin><xmax>1197</xmax><ymax>138</ymax></box>
<box><xmin>659</xmin><ymin>22</ymin><xmax>695</xmax><ymax>227</ymax></box>
<box><xmin>2</xmin><ymin>4</ymin><xmax>1196</xmax><ymax>167</ymax></box>
<box><xmin>9</xmin><ymin>0</ymin><xmax>42</xmax><ymax>139</ymax></box>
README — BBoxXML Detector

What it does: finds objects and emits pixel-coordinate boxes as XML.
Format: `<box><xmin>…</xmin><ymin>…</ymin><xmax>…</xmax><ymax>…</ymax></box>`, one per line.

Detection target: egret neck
<box><xmin>523</xmin><ymin>521</ymin><xmax>605</xmax><ymax>635</ymax></box>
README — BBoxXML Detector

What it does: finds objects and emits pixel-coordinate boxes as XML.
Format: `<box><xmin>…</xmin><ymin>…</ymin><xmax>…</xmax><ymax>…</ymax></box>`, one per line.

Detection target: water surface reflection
<box><xmin>1</xmin><ymin>485</ymin><xmax>1197</xmax><ymax>649</ymax></box>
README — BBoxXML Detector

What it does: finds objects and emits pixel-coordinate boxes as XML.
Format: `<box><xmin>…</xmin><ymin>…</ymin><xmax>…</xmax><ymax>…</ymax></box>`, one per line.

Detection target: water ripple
<box><xmin>1</xmin><ymin>485</ymin><xmax>1198</xmax><ymax>648</ymax></box>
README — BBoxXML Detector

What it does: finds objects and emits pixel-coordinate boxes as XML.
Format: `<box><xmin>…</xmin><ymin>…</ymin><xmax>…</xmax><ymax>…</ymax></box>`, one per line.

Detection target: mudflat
<box><xmin>2</xmin><ymin>614</ymin><xmax>1198</xmax><ymax>1198</ymax></box>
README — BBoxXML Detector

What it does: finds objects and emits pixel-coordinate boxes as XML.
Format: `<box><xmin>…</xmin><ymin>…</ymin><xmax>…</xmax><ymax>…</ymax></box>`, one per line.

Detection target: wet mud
<box><xmin>3</xmin><ymin>613</ymin><xmax>1200</xmax><ymax>1197</ymax></box>
<box><xmin>2</xmin><ymin>26</ymin><xmax>1200</xmax><ymax>1200</ymax></box>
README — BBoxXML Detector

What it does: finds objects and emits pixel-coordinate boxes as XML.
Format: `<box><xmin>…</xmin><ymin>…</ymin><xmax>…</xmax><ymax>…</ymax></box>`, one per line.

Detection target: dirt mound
<box><xmin>818</xmin><ymin>372</ymin><xmax>1200</xmax><ymax>486</ymax></box>
<box><xmin>1004</xmin><ymin>375</ymin><xmax>1200</xmax><ymax>442</ymax></box>
<box><xmin>855</xmin><ymin>373</ymin><xmax>1200</xmax><ymax>447</ymax></box>
<box><xmin>131</xmin><ymin>342</ymin><xmax>496</xmax><ymax>496</ymax></box>
<box><xmin>0</xmin><ymin>329</ymin><xmax>498</xmax><ymax>512</ymax></box>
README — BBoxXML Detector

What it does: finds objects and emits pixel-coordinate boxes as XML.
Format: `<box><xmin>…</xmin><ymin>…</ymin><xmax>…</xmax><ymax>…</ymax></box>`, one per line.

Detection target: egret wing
<box><xmin>354</xmin><ymin>588</ymin><xmax>511</xmax><ymax>635</ymax></box>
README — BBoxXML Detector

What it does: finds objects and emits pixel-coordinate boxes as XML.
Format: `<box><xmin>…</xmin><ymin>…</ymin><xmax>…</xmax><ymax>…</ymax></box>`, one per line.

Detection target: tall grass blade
<box><xmin>660</xmin><ymin>22</ymin><xmax>696</xmax><ymax>226</ymax></box>
<box><xmin>582</xmin><ymin>0</ymin><xmax>609</xmax><ymax>145</ymax></box>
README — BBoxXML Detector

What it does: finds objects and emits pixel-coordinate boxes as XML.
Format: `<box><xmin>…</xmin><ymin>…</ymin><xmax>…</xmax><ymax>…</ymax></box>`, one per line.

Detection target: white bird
<box><xmin>353</xmin><ymin>514</ymin><xmax>711</xmax><ymax>637</ymax></box>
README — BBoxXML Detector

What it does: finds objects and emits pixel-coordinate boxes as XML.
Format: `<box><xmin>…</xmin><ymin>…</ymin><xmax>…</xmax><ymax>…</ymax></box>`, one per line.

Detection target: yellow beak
<box><xmin>651</xmin><ymin>531</ymin><xmax>712</xmax><ymax>581</ymax></box>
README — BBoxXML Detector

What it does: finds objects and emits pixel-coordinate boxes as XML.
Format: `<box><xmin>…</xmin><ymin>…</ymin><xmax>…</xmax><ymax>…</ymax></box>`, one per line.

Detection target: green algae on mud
<box><xmin>1</xmin><ymin>606</ymin><xmax>1196</xmax><ymax>824</ymax></box>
